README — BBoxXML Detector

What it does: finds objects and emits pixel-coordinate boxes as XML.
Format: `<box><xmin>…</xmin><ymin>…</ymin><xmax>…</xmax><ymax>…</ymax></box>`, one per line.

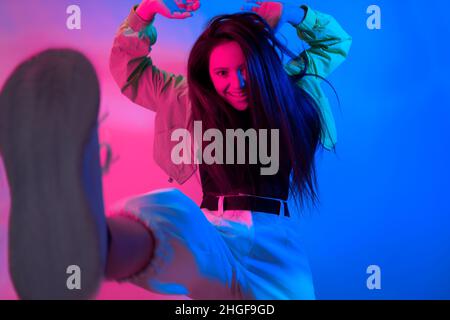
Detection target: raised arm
<box><xmin>287</xmin><ymin>5</ymin><xmax>352</xmax><ymax>87</ymax></box>
<box><xmin>109</xmin><ymin>0</ymin><xmax>200</xmax><ymax>113</ymax></box>
<box><xmin>243</xmin><ymin>1</ymin><xmax>352</xmax><ymax>149</ymax></box>
<box><xmin>290</xmin><ymin>5</ymin><xmax>352</xmax><ymax>149</ymax></box>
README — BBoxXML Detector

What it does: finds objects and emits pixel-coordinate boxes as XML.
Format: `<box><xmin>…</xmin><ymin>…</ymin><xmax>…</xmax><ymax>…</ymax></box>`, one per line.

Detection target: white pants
<box><xmin>112</xmin><ymin>188</ymin><xmax>315</xmax><ymax>300</ymax></box>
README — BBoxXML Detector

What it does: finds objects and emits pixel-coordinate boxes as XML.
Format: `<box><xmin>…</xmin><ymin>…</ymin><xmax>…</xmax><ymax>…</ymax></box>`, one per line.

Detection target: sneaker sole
<box><xmin>0</xmin><ymin>49</ymin><xmax>107</xmax><ymax>299</ymax></box>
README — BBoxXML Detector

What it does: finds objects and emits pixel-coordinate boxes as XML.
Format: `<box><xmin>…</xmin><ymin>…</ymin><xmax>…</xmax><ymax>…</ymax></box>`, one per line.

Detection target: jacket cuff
<box><xmin>294</xmin><ymin>5</ymin><xmax>317</xmax><ymax>31</ymax></box>
<box><xmin>128</xmin><ymin>5</ymin><xmax>156</xmax><ymax>33</ymax></box>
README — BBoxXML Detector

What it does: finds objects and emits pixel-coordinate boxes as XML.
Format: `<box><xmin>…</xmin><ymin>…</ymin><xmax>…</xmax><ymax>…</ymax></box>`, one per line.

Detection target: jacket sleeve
<box><xmin>284</xmin><ymin>5</ymin><xmax>352</xmax><ymax>150</ymax></box>
<box><xmin>109</xmin><ymin>6</ymin><xmax>188</xmax><ymax>113</ymax></box>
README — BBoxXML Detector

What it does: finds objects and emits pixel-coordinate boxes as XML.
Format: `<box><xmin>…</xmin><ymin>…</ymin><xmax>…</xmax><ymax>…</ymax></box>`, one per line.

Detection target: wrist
<box><xmin>136</xmin><ymin>1</ymin><xmax>157</xmax><ymax>21</ymax></box>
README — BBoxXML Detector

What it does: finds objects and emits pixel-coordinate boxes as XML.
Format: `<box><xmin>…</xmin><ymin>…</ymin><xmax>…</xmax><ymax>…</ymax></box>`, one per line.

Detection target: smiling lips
<box><xmin>227</xmin><ymin>91</ymin><xmax>248</xmax><ymax>100</ymax></box>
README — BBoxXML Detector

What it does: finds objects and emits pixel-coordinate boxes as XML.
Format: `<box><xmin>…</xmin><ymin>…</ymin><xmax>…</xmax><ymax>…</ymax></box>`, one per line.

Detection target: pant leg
<box><xmin>195</xmin><ymin>206</ymin><xmax>316</xmax><ymax>300</ymax></box>
<box><xmin>242</xmin><ymin>211</ymin><xmax>316</xmax><ymax>300</ymax></box>
<box><xmin>110</xmin><ymin>188</ymin><xmax>251</xmax><ymax>300</ymax></box>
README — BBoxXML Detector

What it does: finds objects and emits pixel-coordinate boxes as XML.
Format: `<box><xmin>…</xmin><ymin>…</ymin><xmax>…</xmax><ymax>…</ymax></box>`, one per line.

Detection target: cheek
<box><xmin>211</xmin><ymin>76</ymin><xmax>228</xmax><ymax>96</ymax></box>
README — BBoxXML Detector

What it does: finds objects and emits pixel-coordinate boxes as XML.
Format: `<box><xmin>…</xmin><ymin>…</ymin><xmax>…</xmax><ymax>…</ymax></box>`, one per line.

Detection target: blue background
<box><xmin>290</xmin><ymin>0</ymin><xmax>450</xmax><ymax>299</ymax></box>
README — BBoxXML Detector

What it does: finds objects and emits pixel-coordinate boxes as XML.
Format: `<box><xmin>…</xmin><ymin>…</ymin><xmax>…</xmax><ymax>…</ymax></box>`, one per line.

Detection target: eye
<box><xmin>215</xmin><ymin>70</ymin><xmax>228</xmax><ymax>77</ymax></box>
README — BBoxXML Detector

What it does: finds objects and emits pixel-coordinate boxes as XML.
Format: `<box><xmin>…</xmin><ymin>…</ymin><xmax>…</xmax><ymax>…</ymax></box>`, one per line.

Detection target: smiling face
<box><xmin>209</xmin><ymin>41</ymin><xmax>249</xmax><ymax>111</ymax></box>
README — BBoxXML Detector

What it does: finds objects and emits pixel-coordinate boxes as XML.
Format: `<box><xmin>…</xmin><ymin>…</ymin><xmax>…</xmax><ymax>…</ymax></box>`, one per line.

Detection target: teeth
<box><xmin>229</xmin><ymin>92</ymin><xmax>246</xmax><ymax>97</ymax></box>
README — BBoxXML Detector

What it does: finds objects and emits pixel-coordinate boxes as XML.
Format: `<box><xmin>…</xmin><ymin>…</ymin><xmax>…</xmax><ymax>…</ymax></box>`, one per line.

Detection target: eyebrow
<box><xmin>213</xmin><ymin>64</ymin><xmax>245</xmax><ymax>71</ymax></box>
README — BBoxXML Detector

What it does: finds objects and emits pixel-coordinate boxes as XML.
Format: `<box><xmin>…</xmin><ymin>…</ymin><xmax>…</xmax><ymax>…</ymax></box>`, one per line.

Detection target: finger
<box><xmin>170</xmin><ymin>10</ymin><xmax>193</xmax><ymax>19</ymax></box>
<box><xmin>183</xmin><ymin>0</ymin><xmax>200</xmax><ymax>12</ymax></box>
<box><xmin>175</xmin><ymin>0</ymin><xmax>188</xmax><ymax>9</ymax></box>
<box><xmin>187</xmin><ymin>1</ymin><xmax>200</xmax><ymax>11</ymax></box>
<box><xmin>170</xmin><ymin>6</ymin><xmax>187</xmax><ymax>15</ymax></box>
<box><xmin>185</xmin><ymin>1</ymin><xmax>200</xmax><ymax>11</ymax></box>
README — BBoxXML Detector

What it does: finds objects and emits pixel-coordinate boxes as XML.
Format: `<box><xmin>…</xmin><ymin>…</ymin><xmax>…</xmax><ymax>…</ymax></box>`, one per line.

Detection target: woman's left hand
<box><xmin>240</xmin><ymin>0</ymin><xmax>305</xmax><ymax>31</ymax></box>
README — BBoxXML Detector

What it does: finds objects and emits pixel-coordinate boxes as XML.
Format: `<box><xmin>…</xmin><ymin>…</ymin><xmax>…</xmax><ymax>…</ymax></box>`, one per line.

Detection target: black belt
<box><xmin>200</xmin><ymin>194</ymin><xmax>290</xmax><ymax>217</ymax></box>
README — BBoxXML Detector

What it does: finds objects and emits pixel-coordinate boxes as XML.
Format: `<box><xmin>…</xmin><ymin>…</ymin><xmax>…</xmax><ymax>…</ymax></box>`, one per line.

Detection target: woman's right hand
<box><xmin>137</xmin><ymin>0</ymin><xmax>201</xmax><ymax>21</ymax></box>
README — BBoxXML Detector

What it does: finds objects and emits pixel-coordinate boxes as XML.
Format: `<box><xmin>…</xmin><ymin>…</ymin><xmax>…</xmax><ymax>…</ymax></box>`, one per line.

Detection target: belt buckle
<box><xmin>237</xmin><ymin>193</ymin><xmax>284</xmax><ymax>216</ymax></box>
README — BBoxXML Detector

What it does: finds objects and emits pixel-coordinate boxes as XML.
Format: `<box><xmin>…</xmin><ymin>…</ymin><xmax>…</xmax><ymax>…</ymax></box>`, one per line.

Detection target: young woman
<box><xmin>107</xmin><ymin>0</ymin><xmax>351</xmax><ymax>299</ymax></box>
<box><xmin>1</xmin><ymin>0</ymin><xmax>351</xmax><ymax>299</ymax></box>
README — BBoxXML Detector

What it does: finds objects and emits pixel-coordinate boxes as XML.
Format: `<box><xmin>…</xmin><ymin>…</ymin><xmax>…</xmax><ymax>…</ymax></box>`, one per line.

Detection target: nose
<box><xmin>230</xmin><ymin>69</ymin><xmax>246</xmax><ymax>90</ymax></box>
<box><xmin>237</xmin><ymin>69</ymin><xmax>246</xmax><ymax>89</ymax></box>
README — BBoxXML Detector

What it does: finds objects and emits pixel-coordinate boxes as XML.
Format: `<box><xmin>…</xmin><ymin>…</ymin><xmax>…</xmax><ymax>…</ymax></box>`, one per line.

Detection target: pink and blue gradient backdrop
<box><xmin>1</xmin><ymin>0</ymin><xmax>450</xmax><ymax>299</ymax></box>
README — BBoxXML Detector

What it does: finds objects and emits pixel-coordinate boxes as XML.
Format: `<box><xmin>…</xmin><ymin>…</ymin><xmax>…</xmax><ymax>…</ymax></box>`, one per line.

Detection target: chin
<box><xmin>230</xmin><ymin>102</ymin><xmax>249</xmax><ymax>111</ymax></box>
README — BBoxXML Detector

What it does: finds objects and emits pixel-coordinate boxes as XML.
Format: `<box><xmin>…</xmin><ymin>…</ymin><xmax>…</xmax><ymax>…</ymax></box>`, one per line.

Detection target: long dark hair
<box><xmin>187</xmin><ymin>12</ymin><xmax>324</xmax><ymax>206</ymax></box>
